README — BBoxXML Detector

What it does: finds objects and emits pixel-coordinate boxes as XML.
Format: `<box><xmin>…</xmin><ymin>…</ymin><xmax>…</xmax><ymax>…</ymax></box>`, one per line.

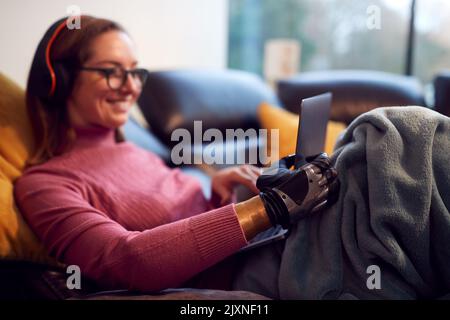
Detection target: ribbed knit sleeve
<box><xmin>14</xmin><ymin>170</ymin><xmax>248</xmax><ymax>292</ymax></box>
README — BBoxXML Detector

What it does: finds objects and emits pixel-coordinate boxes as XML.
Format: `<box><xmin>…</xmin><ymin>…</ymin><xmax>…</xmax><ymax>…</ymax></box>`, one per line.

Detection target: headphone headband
<box><xmin>46</xmin><ymin>20</ymin><xmax>67</xmax><ymax>97</ymax></box>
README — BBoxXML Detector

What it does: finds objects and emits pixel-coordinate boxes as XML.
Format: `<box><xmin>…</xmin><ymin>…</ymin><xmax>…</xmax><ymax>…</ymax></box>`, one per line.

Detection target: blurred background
<box><xmin>1</xmin><ymin>0</ymin><xmax>449</xmax><ymax>95</ymax></box>
<box><xmin>229</xmin><ymin>0</ymin><xmax>450</xmax><ymax>86</ymax></box>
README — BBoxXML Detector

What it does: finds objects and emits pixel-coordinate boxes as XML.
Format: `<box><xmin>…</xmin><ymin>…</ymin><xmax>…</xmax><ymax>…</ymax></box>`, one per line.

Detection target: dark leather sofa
<box><xmin>2</xmin><ymin>68</ymin><xmax>448</xmax><ymax>300</ymax></box>
<box><xmin>278</xmin><ymin>70</ymin><xmax>426</xmax><ymax>124</ymax></box>
<box><xmin>434</xmin><ymin>70</ymin><xmax>450</xmax><ymax>117</ymax></box>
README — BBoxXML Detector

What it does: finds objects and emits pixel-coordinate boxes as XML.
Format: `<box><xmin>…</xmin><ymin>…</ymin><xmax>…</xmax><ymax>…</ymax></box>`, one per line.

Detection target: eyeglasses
<box><xmin>79</xmin><ymin>66</ymin><xmax>148</xmax><ymax>90</ymax></box>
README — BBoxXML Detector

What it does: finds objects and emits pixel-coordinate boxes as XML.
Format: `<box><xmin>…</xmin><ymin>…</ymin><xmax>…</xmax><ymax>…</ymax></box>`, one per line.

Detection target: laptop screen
<box><xmin>294</xmin><ymin>92</ymin><xmax>332</xmax><ymax>169</ymax></box>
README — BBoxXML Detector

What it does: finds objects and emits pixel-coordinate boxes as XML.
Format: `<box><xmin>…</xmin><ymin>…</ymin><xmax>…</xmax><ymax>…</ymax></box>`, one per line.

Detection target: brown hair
<box><xmin>26</xmin><ymin>15</ymin><xmax>126</xmax><ymax>167</ymax></box>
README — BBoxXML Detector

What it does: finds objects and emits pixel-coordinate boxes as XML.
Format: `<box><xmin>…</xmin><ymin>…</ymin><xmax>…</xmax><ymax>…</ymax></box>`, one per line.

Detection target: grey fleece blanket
<box><xmin>280</xmin><ymin>106</ymin><xmax>450</xmax><ymax>299</ymax></box>
<box><xmin>234</xmin><ymin>106</ymin><xmax>450</xmax><ymax>299</ymax></box>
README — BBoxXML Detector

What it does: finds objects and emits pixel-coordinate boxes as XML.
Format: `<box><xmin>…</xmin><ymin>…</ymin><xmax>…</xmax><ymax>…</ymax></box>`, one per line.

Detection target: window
<box><xmin>414</xmin><ymin>0</ymin><xmax>450</xmax><ymax>83</ymax></box>
<box><xmin>228</xmin><ymin>0</ymin><xmax>450</xmax><ymax>84</ymax></box>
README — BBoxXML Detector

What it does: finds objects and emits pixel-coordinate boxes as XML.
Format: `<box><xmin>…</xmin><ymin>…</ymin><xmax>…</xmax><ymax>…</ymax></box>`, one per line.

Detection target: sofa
<box><xmin>0</xmin><ymin>68</ymin><xmax>448</xmax><ymax>300</ymax></box>
<box><xmin>135</xmin><ymin>69</ymin><xmax>439</xmax><ymax>194</ymax></box>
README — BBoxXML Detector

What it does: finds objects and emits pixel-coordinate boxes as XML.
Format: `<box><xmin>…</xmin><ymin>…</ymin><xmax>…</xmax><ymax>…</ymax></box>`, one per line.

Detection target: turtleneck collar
<box><xmin>72</xmin><ymin>125</ymin><xmax>117</xmax><ymax>150</ymax></box>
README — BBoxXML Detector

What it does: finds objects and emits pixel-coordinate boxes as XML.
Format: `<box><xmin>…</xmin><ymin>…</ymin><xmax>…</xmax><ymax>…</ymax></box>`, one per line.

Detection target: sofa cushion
<box><xmin>0</xmin><ymin>72</ymin><xmax>55</xmax><ymax>263</ymax></box>
<box><xmin>257</xmin><ymin>102</ymin><xmax>347</xmax><ymax>161</ymax></box>
<box><xmin>79</xmin><ymin>288</ymin><xmax>270</xmax><ymax>300</ymax></box>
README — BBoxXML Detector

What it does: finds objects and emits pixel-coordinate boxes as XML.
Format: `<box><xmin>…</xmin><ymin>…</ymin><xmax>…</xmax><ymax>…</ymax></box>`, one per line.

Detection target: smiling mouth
<box><xmin>106</xmin><ymin>99</ymin><xmax>133</xmax><ymax>112</ymax></box>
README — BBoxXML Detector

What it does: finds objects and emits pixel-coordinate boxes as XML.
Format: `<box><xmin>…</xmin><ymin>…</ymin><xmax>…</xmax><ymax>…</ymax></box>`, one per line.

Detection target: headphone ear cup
<box><xmin>27</xmin><ymin>17</ymin><xmax>68</xmax><ymax>101</ymax></box>
<box><xmin>27</xmin><ymin>35</ymin><xmax>54</xmax><ymax>98</ymax></box>
<box><xmin>51</xmin><ymin>62</ymin><xmax>72</xmax><ymax>104</ymax></box>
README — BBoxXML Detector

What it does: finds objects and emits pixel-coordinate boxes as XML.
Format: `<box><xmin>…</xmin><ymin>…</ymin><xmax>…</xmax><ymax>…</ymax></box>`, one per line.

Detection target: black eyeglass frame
<box><xmin>79</xmin><ymin>66</ymin><xmax>148</xmax><ymax>90</ymax></box>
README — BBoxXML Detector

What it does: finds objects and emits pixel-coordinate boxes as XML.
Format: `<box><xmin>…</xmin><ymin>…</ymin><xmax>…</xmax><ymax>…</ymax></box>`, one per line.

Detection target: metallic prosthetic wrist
<box><xmin>235</xmin><ymin>196</ymin><xmax>272</xmax><ymax>240</ymax></box>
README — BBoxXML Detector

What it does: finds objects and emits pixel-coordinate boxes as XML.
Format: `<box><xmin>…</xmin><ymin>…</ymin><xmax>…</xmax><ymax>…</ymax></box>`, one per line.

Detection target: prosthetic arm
<box><xmin>257</xmin><ymin>153</ymin><xmax>339</xmax><ymax>228</ymax></box>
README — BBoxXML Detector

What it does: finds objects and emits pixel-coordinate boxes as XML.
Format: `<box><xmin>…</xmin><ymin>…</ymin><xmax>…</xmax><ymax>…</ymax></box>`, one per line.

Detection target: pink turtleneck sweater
<box><xmin>14</xmin><ymin>127</ymin><xmax>248</xmax><ymax>292</ymax></box>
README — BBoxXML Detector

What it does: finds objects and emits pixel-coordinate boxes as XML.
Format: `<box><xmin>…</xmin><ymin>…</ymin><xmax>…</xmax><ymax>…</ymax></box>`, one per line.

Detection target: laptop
<box><xmin>294</xmin><ymin>92</ymin><xmax>332</xmax><ymax>168</ymax></box>
<box><xmin>238</xmin><ymin>92</ymin><xmax>332</xmax><ymax>253</ymax></box>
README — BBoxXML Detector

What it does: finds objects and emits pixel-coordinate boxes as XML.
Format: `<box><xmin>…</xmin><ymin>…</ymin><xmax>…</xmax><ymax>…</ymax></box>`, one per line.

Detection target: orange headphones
<box><xmin>28</xmin><ymin>17</ymin><xmax>72</xmax><ymax>104</ymax></box>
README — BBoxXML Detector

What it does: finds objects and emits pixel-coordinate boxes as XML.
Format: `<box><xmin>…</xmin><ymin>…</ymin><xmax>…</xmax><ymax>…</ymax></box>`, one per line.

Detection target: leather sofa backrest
<box><xmin>277</xmin><ymin>70</ymin><xmax>426</xmax><ymax>124</ymax></box>
<box><xmin>137</xmin><ymin>69</ymin><xmax>280</xmax><ymax>146</ymax></box>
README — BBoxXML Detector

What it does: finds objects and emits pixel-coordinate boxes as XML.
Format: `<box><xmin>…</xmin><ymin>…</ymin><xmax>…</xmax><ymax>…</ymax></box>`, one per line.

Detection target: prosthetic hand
<box><xmin>257</xmin><ymin>153</ymin><xmax>339</xmax><ymax>228</ymax></box>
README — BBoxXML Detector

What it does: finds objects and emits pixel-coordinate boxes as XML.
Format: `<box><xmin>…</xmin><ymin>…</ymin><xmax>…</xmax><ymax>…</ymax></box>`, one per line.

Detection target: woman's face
<box><xmin>67</xmin><ymin>30</ymin><xmax>141</xmax><ymax>129</ymax></box>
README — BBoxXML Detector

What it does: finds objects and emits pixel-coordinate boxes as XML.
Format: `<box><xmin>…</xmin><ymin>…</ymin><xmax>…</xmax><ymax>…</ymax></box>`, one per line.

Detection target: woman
<box><xmin>14</xmin><ymin>16</ymin><xmax>337</xmax><ymax>294</ymax></box>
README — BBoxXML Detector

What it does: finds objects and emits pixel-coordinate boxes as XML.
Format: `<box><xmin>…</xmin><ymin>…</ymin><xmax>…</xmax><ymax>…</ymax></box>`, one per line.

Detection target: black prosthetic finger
<box><xmin>256</xmin><ymin>168</ymin><xmax>292</xmax><ymax>190</ymax></box>
<box><xmin>278</xmin><ymin>154</ymin><xmax>296</xmax><ymax>169</ymax></box>
<box><xmin>307</xmin><ymin>152</ymin><xmax>329</xmax><ymax>161</ymax></box>
<box><xmin>305</xmin><ymin>152</ymin><xmax>327</xmax><ymax>162</ymax></box>
<box><xmin>309</xmin><ymin>156</ymin><xmax>332</xmax><ymax>171</ymax></box>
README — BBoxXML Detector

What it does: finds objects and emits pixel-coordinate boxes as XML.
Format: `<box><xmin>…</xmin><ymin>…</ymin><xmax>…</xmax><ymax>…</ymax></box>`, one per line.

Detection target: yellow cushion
<box><xmin>257</xmin><ymin>101</ymin><xmax>347</xmax><ymax>161</ymax></box>
<box><xmin>0</xmin><ymin>72</ymin><xmax>54</xmax><ymax>263</ymax></box>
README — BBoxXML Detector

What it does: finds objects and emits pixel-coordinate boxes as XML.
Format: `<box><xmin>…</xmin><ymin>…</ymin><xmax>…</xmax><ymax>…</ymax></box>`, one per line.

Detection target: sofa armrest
<box><xmin>433</xmin><ymin>71</ymin><xmax>450</xmax><ymax>117</ymax></box>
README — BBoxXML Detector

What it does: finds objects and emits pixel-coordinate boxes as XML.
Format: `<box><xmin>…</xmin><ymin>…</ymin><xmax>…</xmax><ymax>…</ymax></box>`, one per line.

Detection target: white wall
<box><xmin>0</xmin><ymin>0</ymin><xmax>229</xmax><ymax>87</ymax></box>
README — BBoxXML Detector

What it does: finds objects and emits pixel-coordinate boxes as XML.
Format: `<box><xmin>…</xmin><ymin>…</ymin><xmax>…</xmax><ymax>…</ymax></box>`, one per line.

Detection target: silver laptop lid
<box><xmin>294</xmin><ymin>92</ymin><xmax>332</xmax><ymax>169</ymax></box>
